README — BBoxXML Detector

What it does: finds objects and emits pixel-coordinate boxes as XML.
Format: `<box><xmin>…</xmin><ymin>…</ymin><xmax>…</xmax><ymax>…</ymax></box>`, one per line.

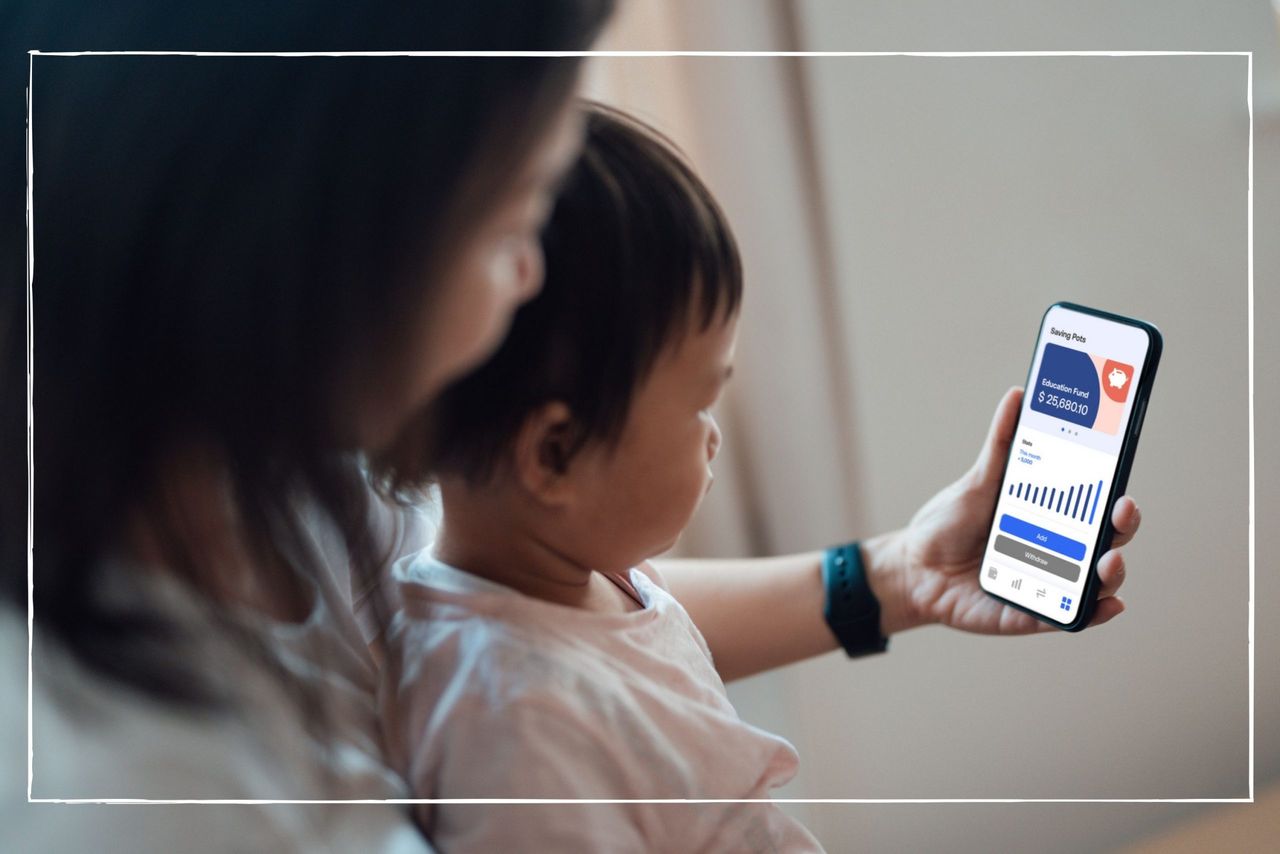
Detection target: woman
<box><xmin>2</xmin><ymin>2</ymin><xmax>614</xmax><ymax>850</ymax></box>
<box><xmin>3</xmin><ymin>3</ymin><xmax>1141</xmax><ymax>850</ymax></box>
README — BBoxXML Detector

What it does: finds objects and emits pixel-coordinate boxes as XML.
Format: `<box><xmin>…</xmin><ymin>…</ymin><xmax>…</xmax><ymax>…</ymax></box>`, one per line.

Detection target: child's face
<box><xmin>564</xmin><ymin>310</ymin><xmax>738</xmax><ymax>572</ymax></box>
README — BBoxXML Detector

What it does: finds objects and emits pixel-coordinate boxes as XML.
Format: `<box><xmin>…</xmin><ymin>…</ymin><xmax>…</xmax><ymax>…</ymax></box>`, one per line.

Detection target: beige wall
<box><xmin>597</xmin><ymin>1</ymin><xmax>1278</xmax><ymax>851</ymax></box>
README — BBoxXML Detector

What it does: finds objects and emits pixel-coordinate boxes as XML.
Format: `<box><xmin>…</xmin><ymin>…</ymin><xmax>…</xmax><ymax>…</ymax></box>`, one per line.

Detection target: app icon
<box><xmin>988</xmin><ymin>566</ymin><xmax>998</xmax><ymax>580</ymax></box>
<box><xmin>1011</xmin><ymin>578</ymin><xmax>1022</xmax><ymax>591</ymax></box>
<box><xmin>1060</xmin><ymin>595</ymin><xmax>1073</xmax><ymax>611</ymax></box>
<box><xmin>1036</xmin><ymin>588</ymin><xmax>1046</xmax><ymax>599</ymax></box>
<box><xmin>1101</xmin><ymin>359</ymin><xmax>1134</xmax><ymax>403</ymax></box>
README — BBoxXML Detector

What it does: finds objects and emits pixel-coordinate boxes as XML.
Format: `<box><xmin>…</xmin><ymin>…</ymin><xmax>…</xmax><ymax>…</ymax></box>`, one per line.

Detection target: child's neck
<box><xmin>433</xmin><ymin>484</ymin><xmax>635</xmax><ymax>613</ymax></box>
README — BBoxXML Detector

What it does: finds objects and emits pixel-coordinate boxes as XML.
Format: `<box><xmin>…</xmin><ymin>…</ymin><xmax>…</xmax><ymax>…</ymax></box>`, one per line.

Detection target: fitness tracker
<box><xmin>822</xmin><ymin>541</ymin><xmax>889</xmax><ymax>657</ymax></box>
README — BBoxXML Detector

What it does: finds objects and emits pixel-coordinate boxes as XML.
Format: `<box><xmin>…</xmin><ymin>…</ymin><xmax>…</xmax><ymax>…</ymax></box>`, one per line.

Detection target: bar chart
<box><xmin>1007</xmin><ymin>477</ymin><xmax>1105</xmax><ymax>524</ymax></box>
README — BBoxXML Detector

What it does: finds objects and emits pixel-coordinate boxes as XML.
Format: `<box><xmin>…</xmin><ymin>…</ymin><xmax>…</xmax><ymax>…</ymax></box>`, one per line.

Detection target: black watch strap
<box><xmin>822</xmin><ymin>542</ymin><xmax>889</xmax><ymax>657</ymax></box>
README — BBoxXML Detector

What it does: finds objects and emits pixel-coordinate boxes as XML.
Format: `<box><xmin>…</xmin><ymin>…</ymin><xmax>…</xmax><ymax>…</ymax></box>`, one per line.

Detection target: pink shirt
<box><xmin>381</xmin><ymin>554</ymin><xmax>824</xmax><ymax>853</ymax></box>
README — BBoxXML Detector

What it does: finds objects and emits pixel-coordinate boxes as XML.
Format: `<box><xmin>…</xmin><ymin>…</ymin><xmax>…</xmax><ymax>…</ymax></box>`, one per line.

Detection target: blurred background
<box><xmin>586</xmin><ymin>1</ymin><xmax>1278</xmax><ymax>851</ymax></box>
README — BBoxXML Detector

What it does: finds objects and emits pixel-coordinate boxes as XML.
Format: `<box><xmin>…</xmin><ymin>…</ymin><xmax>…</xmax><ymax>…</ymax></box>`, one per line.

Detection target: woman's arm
<box><xmin>658</xmin><ymin>388</ymin><xmax>1142</xmax><ymax>683</ymax></box>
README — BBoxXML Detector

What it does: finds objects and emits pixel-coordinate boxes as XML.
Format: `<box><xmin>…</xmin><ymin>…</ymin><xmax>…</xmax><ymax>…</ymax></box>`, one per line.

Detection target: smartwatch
<box><xmin>822</xmin><ymin>541</ymin><xmax>889</xmax><ymax>657</ymax></box>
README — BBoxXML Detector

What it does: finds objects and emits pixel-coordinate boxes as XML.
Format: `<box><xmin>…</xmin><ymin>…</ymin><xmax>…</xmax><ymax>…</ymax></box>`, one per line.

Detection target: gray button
<box><xmin>994</xmin><ymin>535</ymin><xmax>1081</xmax><ymax>583</ymax></box>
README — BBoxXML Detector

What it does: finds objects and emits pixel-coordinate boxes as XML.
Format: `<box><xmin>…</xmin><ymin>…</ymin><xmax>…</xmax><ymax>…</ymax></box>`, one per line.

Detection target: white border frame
<box><xmin>25</xmin><ymin>49</ymin><xmax>1254</xmax><ymax>806</ymax></box>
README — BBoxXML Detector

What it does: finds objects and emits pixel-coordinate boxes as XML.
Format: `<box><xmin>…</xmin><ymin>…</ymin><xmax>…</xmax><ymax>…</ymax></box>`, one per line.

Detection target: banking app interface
<box><xmin>980</xmin><ymin>306</ymin><xmax>1150</xmax><ymax>624</ymax></box>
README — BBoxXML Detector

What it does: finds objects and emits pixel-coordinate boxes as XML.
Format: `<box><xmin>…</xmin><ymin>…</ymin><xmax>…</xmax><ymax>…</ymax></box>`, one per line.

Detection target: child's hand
<box><xmin>871</xmin><ymin>387</ymin><xmax>1140</xmax><ymax>635</ymax></box>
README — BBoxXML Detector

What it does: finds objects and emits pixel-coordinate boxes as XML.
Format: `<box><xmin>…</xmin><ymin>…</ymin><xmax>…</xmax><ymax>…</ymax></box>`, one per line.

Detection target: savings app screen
<box><xmin>980</xmin><ymin>306</ymin><xmax>1151</xmax><ymax>624</ymax></box>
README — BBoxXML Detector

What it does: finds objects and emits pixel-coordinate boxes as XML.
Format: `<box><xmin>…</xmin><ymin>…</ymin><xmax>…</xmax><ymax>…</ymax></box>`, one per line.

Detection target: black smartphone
<box><xmin>979</xmin><ymin>302</ymin><xmax>1162</xmax><ymax>631</ymax></box>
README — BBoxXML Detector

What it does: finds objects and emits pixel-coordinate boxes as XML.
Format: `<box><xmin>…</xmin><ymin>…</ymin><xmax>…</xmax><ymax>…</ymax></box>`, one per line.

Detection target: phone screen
<box><xmin>979</xmin><ymin>304</ymin><xmax>1155</xmax><ymax>626</ymax></box>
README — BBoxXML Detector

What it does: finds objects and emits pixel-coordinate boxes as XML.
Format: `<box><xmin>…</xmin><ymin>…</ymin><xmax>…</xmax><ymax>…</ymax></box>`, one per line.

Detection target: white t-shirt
<box><xmin>1</xmin><ymin>498</ymin><xmax>435</xmax><ymax>853</ymax></box>
<box><xmin>381</xmin><ymin>553</ymin><xmax>825</xmax><ymax>853</ymax></box>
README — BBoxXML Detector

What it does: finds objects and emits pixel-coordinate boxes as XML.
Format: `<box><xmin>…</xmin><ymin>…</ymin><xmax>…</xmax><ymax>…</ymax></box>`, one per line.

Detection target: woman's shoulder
<box><xmin>1</xmin><ymin>604</ymin><xmax>432</xmax><ymax>852</ymax></box>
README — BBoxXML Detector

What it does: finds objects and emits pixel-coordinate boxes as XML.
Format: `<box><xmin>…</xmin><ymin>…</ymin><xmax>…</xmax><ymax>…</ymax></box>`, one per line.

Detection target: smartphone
<box><xmin>979</xmin><ymin>302</ymin><xmax>1162</xmax><ymax>631</ymax></box>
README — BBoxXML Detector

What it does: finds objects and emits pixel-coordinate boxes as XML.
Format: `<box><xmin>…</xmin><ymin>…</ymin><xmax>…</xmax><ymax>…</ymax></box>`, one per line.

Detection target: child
<box><xmin>380</xmin><ymin>104</ymin><xmax>824</xmax><ymax>853</ymax></box>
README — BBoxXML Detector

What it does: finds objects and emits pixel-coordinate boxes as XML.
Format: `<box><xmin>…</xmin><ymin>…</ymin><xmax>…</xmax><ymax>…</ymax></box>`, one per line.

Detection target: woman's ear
<box><xmin>512</xmin><ymin>401</ymin><xmax>579</xmax><ymax>506</ymax></box>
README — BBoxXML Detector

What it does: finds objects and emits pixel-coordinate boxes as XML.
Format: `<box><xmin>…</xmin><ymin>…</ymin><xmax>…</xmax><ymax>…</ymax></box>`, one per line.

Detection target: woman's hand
<box><xmin>866</xmin><ymin>387</ymin><xmax>1141</xmax><ymax>636</ymax></box>
<box><xmin>664</xmin><ymin>386</ymin><xmax>1142</xmax><ymax>680</ymax></box>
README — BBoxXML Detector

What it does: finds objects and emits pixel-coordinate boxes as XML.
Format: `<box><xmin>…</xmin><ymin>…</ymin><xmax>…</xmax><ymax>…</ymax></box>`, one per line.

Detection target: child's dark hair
<box><xmin>427</xmin><ymin>103</ymin><xmax>742</xmax><ymax>484</ymax></box>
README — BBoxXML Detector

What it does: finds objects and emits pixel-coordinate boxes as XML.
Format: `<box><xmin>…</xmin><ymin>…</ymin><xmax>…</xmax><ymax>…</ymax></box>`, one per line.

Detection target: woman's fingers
<box><xmin>1094</xmin><ymin>496</ymin><xmax>1138</xmax><ymax>603</ymax></box>
<box><xmin>1095</xmin><ymin>548</ymin><xmax>1127</xmax><ymax>599</ymax></box>
<box><xmin>1087</xmin><ymin>595</ymin><xmax>1126</xmax><ymax>627</ymax></box>
<box><xmin>1109</xmin><ymin>495</ymin><xmax>1142</xmax><ymax>548</ymax></box>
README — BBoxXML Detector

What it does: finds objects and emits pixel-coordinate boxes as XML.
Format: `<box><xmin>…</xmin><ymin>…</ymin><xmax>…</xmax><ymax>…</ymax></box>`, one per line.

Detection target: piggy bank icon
<box><xmin>1107</xmin><ymin>368</ymin><xmax>1128</xmax><ymax>389</ymax></box>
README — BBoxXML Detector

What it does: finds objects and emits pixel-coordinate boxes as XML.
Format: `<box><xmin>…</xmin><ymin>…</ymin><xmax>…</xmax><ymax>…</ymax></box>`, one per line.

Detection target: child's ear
<box><xmin>513</xmin><ymin>401</ymin><xmax>579</xmax><ymax>506</ymax></box>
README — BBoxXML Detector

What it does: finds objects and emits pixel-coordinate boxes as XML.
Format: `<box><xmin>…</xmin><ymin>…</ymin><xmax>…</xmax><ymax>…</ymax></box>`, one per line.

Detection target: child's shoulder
<box><xmin>387</xmin><ymin>591</ymin><xmax>630</xmax><ymax>709</ymax></box>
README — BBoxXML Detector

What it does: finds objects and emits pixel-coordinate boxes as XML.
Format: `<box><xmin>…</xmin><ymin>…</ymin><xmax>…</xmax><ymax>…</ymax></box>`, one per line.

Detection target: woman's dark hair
<box><xmin>1</xmin><ymin>1</ymin><xmax>614</xmax><ymax>710</ymax></box>
<box><xmin>410</xmin><ymin>103</ymin><xmax>743</xmax><ymax>486</ymax></box>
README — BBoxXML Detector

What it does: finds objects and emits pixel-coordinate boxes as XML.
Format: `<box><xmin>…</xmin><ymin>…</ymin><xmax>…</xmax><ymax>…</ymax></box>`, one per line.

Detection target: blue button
<box><xmin>998</xmin><ymin>514</ymin><xmax>1087</xmax><ymax>561</ymax></box>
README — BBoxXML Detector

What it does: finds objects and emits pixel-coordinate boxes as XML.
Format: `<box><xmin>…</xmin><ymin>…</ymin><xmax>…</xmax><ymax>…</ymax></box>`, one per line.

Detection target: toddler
<box><xmin>381</xmin><ymin>104</ymin><xmax>823</xmax><ymax>853</ymax></box>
